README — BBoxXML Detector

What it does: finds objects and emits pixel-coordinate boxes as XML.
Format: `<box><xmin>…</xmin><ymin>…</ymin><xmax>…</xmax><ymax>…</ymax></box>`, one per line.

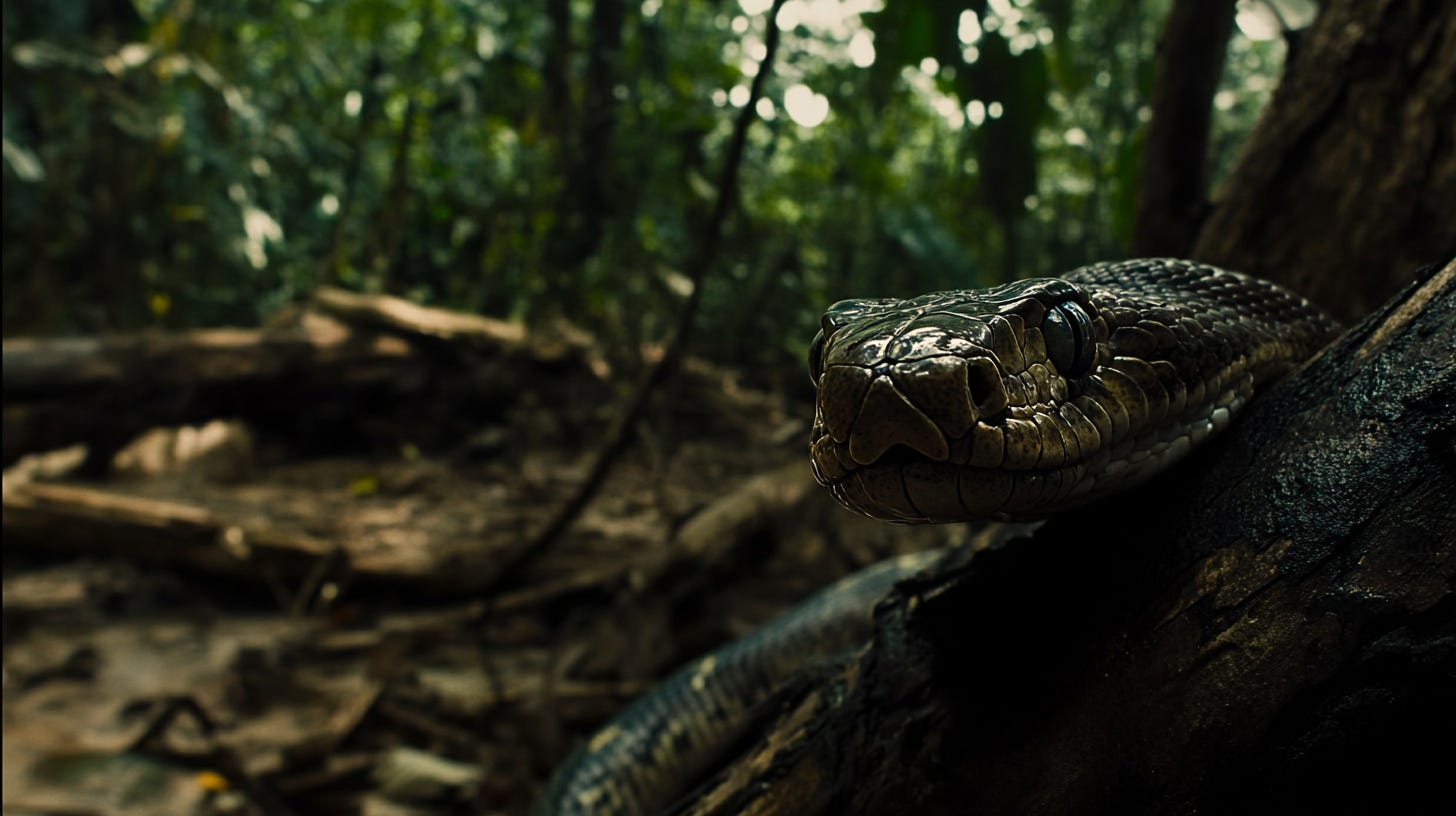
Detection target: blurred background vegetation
<box><xmin>1</xmin><ymin>0</ymin><xmax>1301</xmax><ymax>379</ymax></box>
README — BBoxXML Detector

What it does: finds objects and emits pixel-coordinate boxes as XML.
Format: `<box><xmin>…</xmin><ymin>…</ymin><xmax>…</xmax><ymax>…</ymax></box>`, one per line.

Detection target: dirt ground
<box><xmin>2</xmin><ymin>357</ymin><xmax>968</xmax><ymax>815</ymax></box>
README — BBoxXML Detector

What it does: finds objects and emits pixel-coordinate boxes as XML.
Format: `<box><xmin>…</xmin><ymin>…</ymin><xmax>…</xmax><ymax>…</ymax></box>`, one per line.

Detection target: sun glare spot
<box><xmin>966</xmin><ymin>99</ymin><xmax>986</xmax><ymax>126</ymax></box>
<box><xmin>959</xmin><ymin>10</ymin><xmax>982</xmax><ymax>45</ymax></box>
<box><xmin>932</xmin><ymin>95</ymin><xmax>964</xmax><ymax>129</ymax></box>
<box><xmin>1234</xmin><ymin>0</ymin><xmax>1281</xmax><ymax>41</ymax></box>
<box><xmin>849</xmin><ymin>29</ymin><xmax>876</xmax><ymax>68</ymax></box>
<box><xmin>784</xmin><ymin>83</ymin><xmax>830</xmax><ymax>127</ymax></box>
<box><xmin>777</xmin><ymin>0</ymin><xmax>801</xmax><ymax>28</ymax></box>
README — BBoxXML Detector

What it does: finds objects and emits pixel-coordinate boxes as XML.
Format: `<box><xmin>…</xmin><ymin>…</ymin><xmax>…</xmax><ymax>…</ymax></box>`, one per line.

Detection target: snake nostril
<box><xmin>965</xmin><ymin>357</ymin><xmax>1008</xmax><ymax>417</ymax></box>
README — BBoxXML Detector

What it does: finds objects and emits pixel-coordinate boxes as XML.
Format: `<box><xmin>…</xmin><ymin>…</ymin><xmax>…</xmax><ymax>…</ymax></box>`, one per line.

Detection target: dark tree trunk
<box><xmin>578</xmin><ymin>0</ymin><xmax>624</xmax><ymax>234</ymax></box>
<box><xmin>374</xmin><ymin>5</ymin><xmax>436</xmax><ymax>288</ymax></box>
<box><xmin>541</xmin><ymin>0</ymin><xmax>625</xmax><ymax>315</ymax></box>
<box><xmin>1132</xmin><ymin>0</ymin><xmax>1236</xmax><ymax>256</ymax></box>
<box><xmin>544</xmin><ymin>0</ymin><xmax>573</xmax><ymax>140</ymax></box>
<box><xmin>324</xmin><ymin>53</ymin><xmax>384</xmax><ymax>284</ymax></box>
<box><xmin>1193</xmin><ymin>0</ymin><xmax>1456</xmax><ymax>322</ymax></box>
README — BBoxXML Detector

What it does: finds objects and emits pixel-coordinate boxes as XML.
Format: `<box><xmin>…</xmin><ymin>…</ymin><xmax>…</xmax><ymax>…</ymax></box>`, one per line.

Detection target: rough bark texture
<box><xmin>1132</xmin><ymin>0</ymin><xmax>1236</xmax><ymax>256</ymax></box>
<box><xmin>1193</xmin><ymin>0</ymin><xmax>1456</xmax><ymax>323</ymax></box>
<box><xmin>685</xmin><ymin>261</ymin><xmax>1455</xmax><ymax>815</ymax></box>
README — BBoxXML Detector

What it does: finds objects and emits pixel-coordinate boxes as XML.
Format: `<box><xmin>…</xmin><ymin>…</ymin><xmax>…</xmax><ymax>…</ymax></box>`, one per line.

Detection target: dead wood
<box><xmin>311</xmin><ymin>286</ymin><xmax>597</xmax><ymax>367</ymax></box>
<box><xmin>3</xmin><ymin>316</ymin><xmax>395</xmax><ymax>392</ymax></box>
<box><xmin>2</xmin><ymin>315</ymin><xmax>409</xmax><ymax>467</ymax></box>
<box><xmin>2</xmin><ymin>481</ymin><xmax>329</xmax><ymax>575</ymax></box>
<box><xmin>2</xmin><ymin>304</ymin><xmax>605</xmax><ymax>469</ymax></box>
<box><xmin>0</xmin><ymin>481</ymin><xmax>493</xmax><ymax>592</ymax></box>
<box><xmin>312</xmin><ymin>284</ymin><xmax>522</xmax><ymax>346</ymax></box>
<box><xmin>684</xmin><ymin>262</ymin><xmax>1455</xmax><ymax>815</ymax></box>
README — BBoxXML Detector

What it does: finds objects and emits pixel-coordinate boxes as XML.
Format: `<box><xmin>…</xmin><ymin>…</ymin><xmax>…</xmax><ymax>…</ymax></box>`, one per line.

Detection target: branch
<box><xmin>493</xmin><ymin>0</ymin><xmax>791</xmax><ymax>586</ymax></box>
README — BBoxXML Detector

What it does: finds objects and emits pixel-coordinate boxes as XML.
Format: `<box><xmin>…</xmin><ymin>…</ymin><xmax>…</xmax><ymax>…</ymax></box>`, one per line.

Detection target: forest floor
<box><xmin>2</xmin><ymin>319</ymin><xmax>969</xmax><ymax>816</ymax></box>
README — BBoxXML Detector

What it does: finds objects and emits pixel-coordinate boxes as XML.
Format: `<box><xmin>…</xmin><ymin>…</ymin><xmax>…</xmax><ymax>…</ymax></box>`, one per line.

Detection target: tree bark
<box><xmin>543</xmin><ymin>0</ymin><xmax>573</xmax><ymax>141</ymax></box>
<box><xmin>1193</xmin><ymin>0</ymin><xmax>1456</xmax><ymax>322</ymax></box>
<box><xmin>685</xmin><ymin>260</ymin><xmax>1455</xmax><ymax>816</ymax></box>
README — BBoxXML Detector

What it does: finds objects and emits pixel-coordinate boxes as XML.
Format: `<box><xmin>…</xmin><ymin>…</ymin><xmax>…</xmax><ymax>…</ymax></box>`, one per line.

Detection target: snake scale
<box><xmin>536</xmin><ymin>259</ymin><xmax>1339</xmax><ymax>815</ymax></box>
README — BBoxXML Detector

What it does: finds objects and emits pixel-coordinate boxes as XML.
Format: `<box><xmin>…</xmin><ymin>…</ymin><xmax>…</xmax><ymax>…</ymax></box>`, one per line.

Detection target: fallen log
<box><xmin>2</xmin><ymin>302</ymin><xmax>605</xmax><ymax>468</ymax></box>
<box><xmin>685</xmin><ymin>262</ymin><xmax>1455</xmax><ymax>815</ymax></box>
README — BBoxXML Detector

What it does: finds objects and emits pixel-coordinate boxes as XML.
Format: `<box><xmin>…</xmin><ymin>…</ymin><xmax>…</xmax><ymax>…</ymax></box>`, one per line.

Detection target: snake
<box><xmin>536</xmin><ymin>259</ymin><xmax>1339</xmax><ymax>815</ymax></box>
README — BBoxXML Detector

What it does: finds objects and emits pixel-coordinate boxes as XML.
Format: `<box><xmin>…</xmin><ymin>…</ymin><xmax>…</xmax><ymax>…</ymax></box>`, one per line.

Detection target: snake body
<box><xmin>537</xmin><ymin>259</ymin><xmax>1338</xmax><ymax>814</ymax></box>
<box><xmin>535</xmin><ymin>549</ymin><xmax>953</xmax><ymax>816</ymax></box>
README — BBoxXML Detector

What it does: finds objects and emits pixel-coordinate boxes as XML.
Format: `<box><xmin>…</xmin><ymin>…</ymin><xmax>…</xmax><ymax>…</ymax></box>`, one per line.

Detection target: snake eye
<box><xmin>1043</xmin><ymin>300</ymin><xmax>1096</xmax><ymax>378</ymax></box>
<box><xmin>808</xmin><ymin>330</ymin><xmax>826</xmax><ymax>387</ymax></box>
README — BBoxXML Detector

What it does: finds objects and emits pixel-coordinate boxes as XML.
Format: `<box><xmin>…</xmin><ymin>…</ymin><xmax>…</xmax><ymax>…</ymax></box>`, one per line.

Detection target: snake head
<box><xmin>808</xmin><ymin>277</ymin><xmax>1110</xmax><ymax>522</ymax></box>
<box><xmin>807</xmin><ymin>260</ymin><xmax>1337</xmax><ymax>523</ymax></box>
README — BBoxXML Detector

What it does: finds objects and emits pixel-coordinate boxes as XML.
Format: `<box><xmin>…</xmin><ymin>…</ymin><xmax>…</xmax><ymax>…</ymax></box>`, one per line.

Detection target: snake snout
<box><xmin>819</xmin><ymin>354</ymin><xmax>1009</xmax><ymax>468</ymax></box>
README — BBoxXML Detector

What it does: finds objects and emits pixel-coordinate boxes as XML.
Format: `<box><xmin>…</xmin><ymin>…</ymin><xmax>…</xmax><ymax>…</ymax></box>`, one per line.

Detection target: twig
<box><xmin>125</xmin><ymin>696</ymin><xmax>302</xmax><ymax>816</ymax></box>
<box><xmin>123</xmin><ymin>695</ymin><xmax>219</xmax><ymax>754</ymax></box>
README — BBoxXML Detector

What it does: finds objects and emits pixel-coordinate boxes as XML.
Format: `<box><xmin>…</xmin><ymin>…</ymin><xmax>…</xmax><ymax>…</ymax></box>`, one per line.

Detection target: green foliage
<box><xmin>1</xmin><ymin>0</ymin><xmax>1284</xmax><ymax>380</ymax></box>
